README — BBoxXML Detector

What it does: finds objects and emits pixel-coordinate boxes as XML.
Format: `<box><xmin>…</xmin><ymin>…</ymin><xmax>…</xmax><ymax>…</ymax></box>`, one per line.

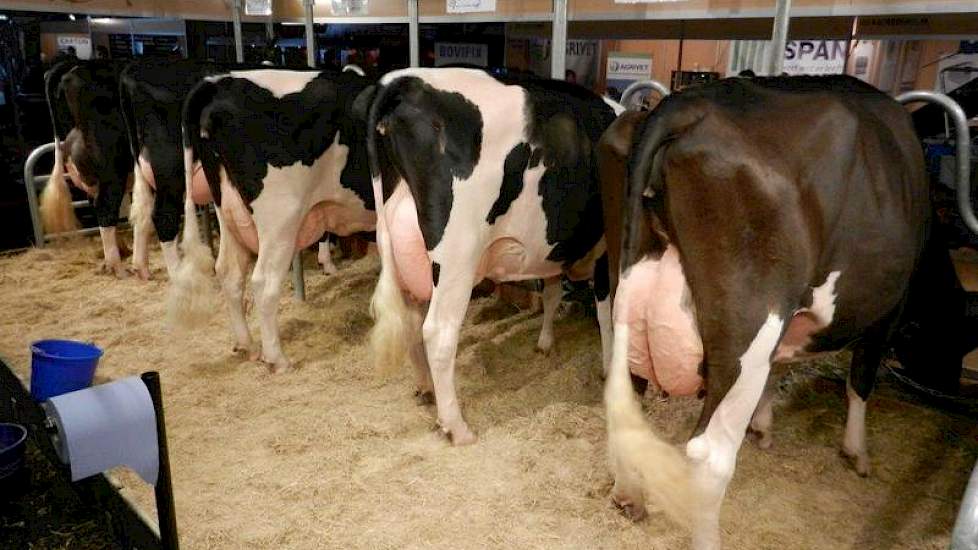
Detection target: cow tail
<box><xmin>39</xmin><ymin>138</ymin><xmax>80</xmax><ymax>235</ymax></box>
<box><xmin>365</xmin><ymin>83</ymin><xmax>414</xmax><ymax>376</ymax></box>
<box><xmin>605</xmin><ymin>105</ymin><xmax>704</xmax><ymax>530</ymax></box>
<box><xmin>167</xmin><ymin>82</ymin><xmax>218</xmax><ymax>329</ymax></box>
<box><xmin>40</xmin><ymin>63</ymin><xmax>80</xmax><ymax>235</ymax></box>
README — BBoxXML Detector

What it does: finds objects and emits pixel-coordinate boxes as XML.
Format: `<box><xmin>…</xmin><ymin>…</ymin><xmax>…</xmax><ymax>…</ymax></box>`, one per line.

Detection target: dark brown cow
<box><xmin>601</xmin><ymin>76</ymin><xmax>939</xmax><ymax>548</ymax></box>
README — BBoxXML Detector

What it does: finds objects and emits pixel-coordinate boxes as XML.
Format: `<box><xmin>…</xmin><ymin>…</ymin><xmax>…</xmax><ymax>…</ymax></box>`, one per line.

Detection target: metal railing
<box><xmin>895</xmin><ymin>91</ymin><xmax>977</xmax><ymax>549</ymax></box>
<box><xmin>24</xmin><ymin>142</ymin><xmax>104</xmax><ymax>247</ymax></box>
<box><xmin>619</xmin><ymin>79</ymin><xmax>671</xmax><ymax>111</ymax></box>
<box><xmin>896</xmin><ymin>90</ymin><xmax>977</xmax><ymax>237</ymax></box>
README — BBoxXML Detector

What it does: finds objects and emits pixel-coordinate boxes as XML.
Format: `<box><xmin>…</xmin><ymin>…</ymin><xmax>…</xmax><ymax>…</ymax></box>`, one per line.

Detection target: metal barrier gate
<box><xmin>24</xmin><ymin>142</ymin><xmax>105</xmax><ymax>246</ymax></box>
<box><xmin>893</xmin><ymin>91</ymin><xmax>976</xmax><ymax>550</ymax></box>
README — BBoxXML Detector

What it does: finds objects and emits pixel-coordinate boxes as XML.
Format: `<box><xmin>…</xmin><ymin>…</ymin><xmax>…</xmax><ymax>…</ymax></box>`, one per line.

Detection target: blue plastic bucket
<box><xmin>30</xmin><ymin>339</ymin><xmax>103</xmax><ymax>401</ymax></box>
<box><xmin>0</xmin><ymin>423</ymin><xmax>27</xmax><ymax>483</ymax></box>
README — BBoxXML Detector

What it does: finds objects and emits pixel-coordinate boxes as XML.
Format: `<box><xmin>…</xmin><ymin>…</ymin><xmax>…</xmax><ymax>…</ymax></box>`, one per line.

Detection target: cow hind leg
<box><xmin>424</xmin><ymin>258</ymin><xmax>480</xmax><ymax>446</ymax></box>
<box><xmin>250</xmin><ymin>203</ymin><xmax>302</xmax><ymax>373</ymax></box>
<box><xmin>842</xmin><ymin>338</ymin><xmax>883</xmax><ymax>477</ymax></box>
<box><xmin>318</xmin><ymin>233</ymin><xmax>338</xmax><ymax>276</ymax></box>
<box><xmin>748</xmin><ymin>379</ymin><xmax>778</xmax><ymax>450</ymax></box>
<box><xmin>129</xmin><ymin>161</ymin><xmax>154</xmax><ymax>280</ymax></box>
<box><xmin>214</xmin><ymin>209</ymin><xmax>255</xmax><ymax>357</ymax></box>
<box><xmin>593</xmin><ymin>253</ymin><xmax>614</xmax><ymax>377</ymax></box>
<box><xmin>536</xmin><ymin>276</ymin><xmax>562</xmax><ymax>354</ymax></box>
<box><xmin>408</xmin><ymin>302</ymin><xmax>434</xmax><ymax>405</ymax></box>
<box><xmin>686</xmin><ymin>313</ymin><xmax>784</xmax><ymax>550</ymax></box>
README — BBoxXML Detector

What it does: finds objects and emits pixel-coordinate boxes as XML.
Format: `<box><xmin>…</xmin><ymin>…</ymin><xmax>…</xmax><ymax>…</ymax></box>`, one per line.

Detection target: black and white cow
<box><xmin>169</xmin><ymin>69</ymin><xmax>377</xmax><ymax>371</ymax></box>
<box><xmin>42</xmin><ymin>60</ymin><xmax>132</xmax><ymax>276</ymax></box>
<box><xmin>364</xmin><ymin>68</ymin><xmax>623</xmax><ymax>445</ymax></box>
<box><xmin>119</xmin><ymin>58</ymin><xmax>236</xmax><ymax>280</ymax></box>
<box><xmin>601</xmin><ymin>76</ymin><xmax>943</xmax><ymax>548</ymax></box>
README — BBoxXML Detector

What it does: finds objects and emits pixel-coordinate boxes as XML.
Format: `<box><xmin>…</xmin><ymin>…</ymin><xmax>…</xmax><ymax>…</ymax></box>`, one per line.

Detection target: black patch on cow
<box><xmin>487</xmin><ymin>143</ymin><xmax>531</xmax><ymax>224</ymax></box>
<box><xmin>372</xmin><ymin>76</ymin><xmax>483</xmax><ymax>250</ymax></box>
<box><xmin>516</xmin><ymin>79</ymin><xmax>616</xmax><ymax>267</ymax></box>
<box><xmin>593</xmin><ymin>253</ymin><xmax>610</xmax><ymax>301</ymax></box>
<box><xmin>432</xmin><ymin>262</ymin><xmax>441</xmax><ymax>287</ymax></box>
<box><xmin>122</xmin><ymin>60</ymin><xmax>242</xmax><ymax>240</ymax></box>
<box><xmin>51</xmin><ymin>61</ymin><xmax>132</xmax><ymax>227</ymax></box>
<box><xmin>187</xmin><ymin>70</ymin><xmax>374</xmax><ymax>212</ymax></box>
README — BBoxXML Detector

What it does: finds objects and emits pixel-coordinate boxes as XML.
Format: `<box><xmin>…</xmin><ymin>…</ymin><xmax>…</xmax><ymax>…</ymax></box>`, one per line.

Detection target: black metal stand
<box><xmin>140</xmin><ymin>372</ymin><xmax>179</xmax><ymax>550</ymax></box>
<box><xmin>0</xmin><ymin>360</ymin><xmax>161</xmax><ymax>549</ymax></box>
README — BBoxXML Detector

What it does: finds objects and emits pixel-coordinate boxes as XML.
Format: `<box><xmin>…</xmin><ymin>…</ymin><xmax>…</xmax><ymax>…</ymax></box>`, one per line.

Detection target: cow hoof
<box><xmin>264</xmin><ymin>357</ymin><xmax>291</xmax><ymax>373</ymax></box>
<box><xmin>320</xmin><ymin>263</ymin><xmax>338</xmax><ymax>276</ymax></box>
<box><xmin>99</xmin><ymin>262</ymin><xmax>129</xmax><ymax>279</ymax></box>
<box><xmin>414</xmin><ymin>389</ymin><xmax>435</xmax><ymax>406</ymax></box>
<box><xmin>128</xmin><ymin>265</ymin><xmax>152</xmax><ymax>281</ymax></box>
<box><xmin>840</xmin><ymin>448</ymin><xmax>870</xmax><ymax>477</ymax></box>
<box><xmin>232</xmin><ymin>344</ymin><xmax>254</xmax><ymax>358</ymax></box>
<box><xmin>612</xmin><ymin>496</ymin><xmax>648</xmax><ymax>521</ymax></box>
<box><xmin>534</xmin><ymin>342</ymin><xmax>553</xmax><ymax>356</ymax></box>
<box><xmin>748</xmin><ymin>428</ymin><xmax>773</xmax><ymax>450</ymax></box>
<box><xmin>441</xmin><ymin>424</ymin><xmax>477</xmax><ymax>446</ymax></box>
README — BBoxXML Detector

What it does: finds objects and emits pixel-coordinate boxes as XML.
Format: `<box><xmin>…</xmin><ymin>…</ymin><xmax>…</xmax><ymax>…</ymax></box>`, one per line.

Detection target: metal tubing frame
<box><xmin>408</xmin><ymin>0</ymin><xmax>419</xmax><ymax>67</ymax></box>
<box><xmin>620</xmin><ymin>79</ymin><xmax>671</xmax><ymax>110</ymax></box>
<box><xmin>24</xmin><ymin>142</ymin><xmax>123</xmax><ymax>246</ymax></box>
<box><xmin>232</xmin><ymin>0</ymin><xmax>244</xmax><ymax>63</ymax></box>
<box><xmin>141</xmin><ymin>372</ymin><xmax>179</xmax><ymax>550</ymax></box>
<box><xmin>767</xmin><ymin>0</ymin><xmax>791</xmax><ymax>75</ymax></box>
<box><xmin>896</xmin><ymin>90</ymin><xmax>977</xmax><ymax>236</ymax></box>
<box><xmin>23</xmin><ymin>142</ymin><xmax>51</xmax><ymax>247</ymax></box>
<box><xmin>550</xmin><ymin>0</ymin><xmax>568</xmax><ymax>79</ymax></box>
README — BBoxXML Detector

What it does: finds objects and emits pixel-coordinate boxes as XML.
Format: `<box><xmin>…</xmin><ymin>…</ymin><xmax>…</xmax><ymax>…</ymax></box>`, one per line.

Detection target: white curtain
<box><xmin>726</xmin><ymin>40</ymin><xmax>773</xmax><ymax>77</ymax></box>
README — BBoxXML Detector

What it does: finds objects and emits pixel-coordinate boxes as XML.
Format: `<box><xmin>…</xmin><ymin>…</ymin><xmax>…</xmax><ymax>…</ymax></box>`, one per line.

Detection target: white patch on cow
<box><xmin>603</xmin><ymin>95</ymin><xmax>626</xmax><ymax>115</ymax></box>
<box><xmin>239</xmin><ymin>132</ymin><xmax>366</xmax><ymax>371</ymax></box>
<box><xmin>318</xmin><ymin>240</ymin><xmax>338</xmax><ymax>276</ymax></box>
<box><xmin>843</xmin><ymin>381</ymin><xmax>870</xmax><ymax>475</ymax></box>
<box><xmin>98</xmin><ymin>226</ymin><xmax>123</xmax><ymax>277</ymax></box>
<box><xmin>342</xmin><ymin>64</ymin><xmax>365</xmax><ymax>76</ymax></box>
<box><xmin>809</xmin><ymin>271</ymin><xmax>841</xmax><ymax>325</ymax></box>
<box><xmin>160</xmin><ymin>240</ymin><xmax>180</xmax><ymax>280</ymax></box>
<box><xmin>130</xmin><ymin>156</ymin><xmax>155</xmax><ymax>279</ymax></box>
<box><xmin>536</xmin><ymin>277</ymin><xmax>562</xmax><ymax>353</ymax></box>
<box><xmin>206</xmin><ymin>70</ymin><xmax>320</xmax><ymax>99</ymax></box>
<box><xmin>686</xmin><ymin>313</ymin><xmax>783</xmax><ymax>550</ymax></box>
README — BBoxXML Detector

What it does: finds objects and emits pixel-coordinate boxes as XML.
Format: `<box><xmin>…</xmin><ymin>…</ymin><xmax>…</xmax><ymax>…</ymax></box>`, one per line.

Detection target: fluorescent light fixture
<box><xmin>0</xmin><ymin>15</ymin><xmax>8</xmax><ymax>21</ymax></box>
<box><xmin>68</xmin><ymin>13</ymin><xmax>76</xmax><ymax>20</ymax></box>
<box><xmin>282</xmin><ymin>21</ymin><xmax>306</xmax><ymax>25</ymax></box>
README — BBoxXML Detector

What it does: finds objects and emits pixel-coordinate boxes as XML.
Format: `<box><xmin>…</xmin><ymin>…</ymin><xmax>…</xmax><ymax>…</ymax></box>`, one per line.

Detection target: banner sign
<box><xmin>57</xmin><ymin>36</ymin><xmax>92</xmax><ymax>59</ymax></box>
<box><xmin>331</xmin><ymin>0</ymin><xmax>369</xmax><ymax>15</ymax></box>
<box><xmin>434</xmin><ymin>42</ymin><xmax>488</xmax><ymax>67</ymax></box>
<box><xmin>245</xmin><ymin>0</ymin><xmax>273</xmax><ymax>16</ymax></box>
<box><xmin>606</xmin><ymin>52</ymin><xmax>652</xmax><ymax>97</ymax></box>
<box><xmin>527</xmin><ymin>39</ymin><xmax>599</xmax><ymax>87</ymax></box>
<box><xmin>447</xmin><ymin>0</ymin><xmax>496</xmax><ymax>13</ymax></box>
<box><xmin>783</xmin><ymin>40</ymin><xmax>848</xmax><ymax>75</ymax></box>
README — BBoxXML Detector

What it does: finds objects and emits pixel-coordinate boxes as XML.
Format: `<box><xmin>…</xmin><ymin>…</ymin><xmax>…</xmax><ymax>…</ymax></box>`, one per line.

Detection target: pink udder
<box><xmin>616</xmin><ymin>248</ymin><xmax>825</xmax><ymax>396</ymax></box>
<box><xmin>219</xmin><ymin>181</ymin><xmax>375</xmax><ymax>257</ymax></box>
<box><xmin>385</xmin><ymin>189</ymin><xmax>432</xmax><ymax>302</ymax></box>
<box><xmin>190</xmin><ymin>164</ymin><xmax>213</xmax><ymax>205</ymax></box>
<box><xmin>615</xmin><ymin>247</ymin><xmax>704</xmax><ymax>396</ymax></box>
